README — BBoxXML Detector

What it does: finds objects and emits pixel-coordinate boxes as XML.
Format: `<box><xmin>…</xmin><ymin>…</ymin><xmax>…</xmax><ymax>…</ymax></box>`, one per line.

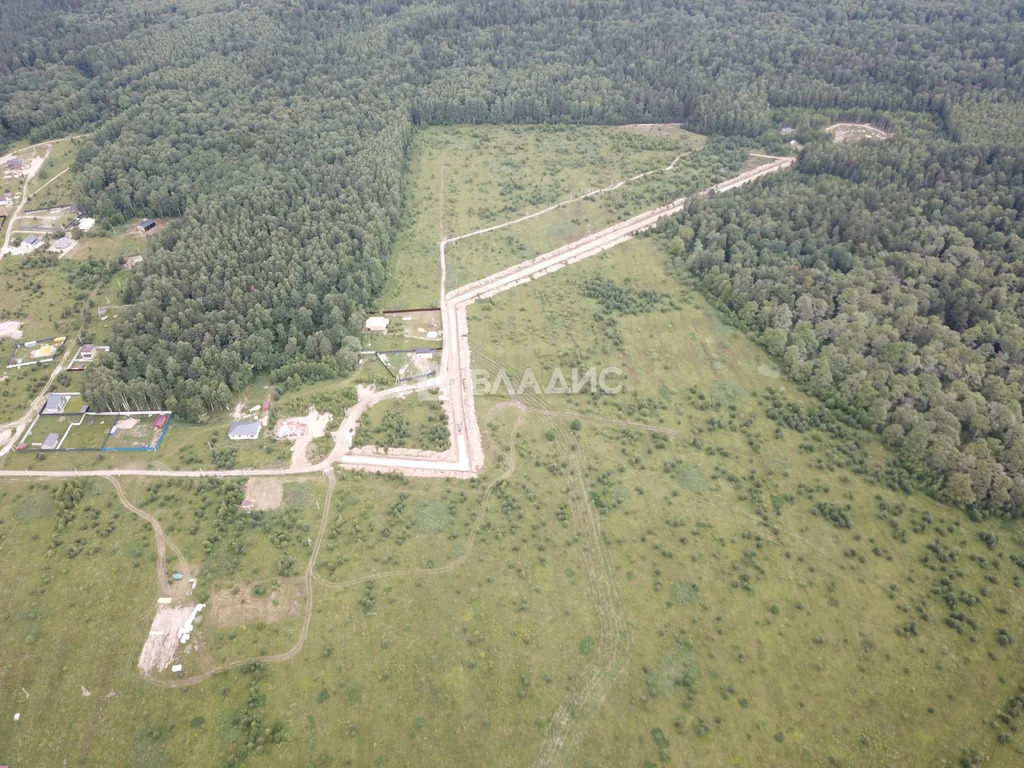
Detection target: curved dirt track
<box><xmin>108</xmin><ymin>476</ymin><xmax>189</xmax><ymax>596</ymax></box>
<box><xmin>144</xmin><ymin>469</ymin><xmax>336</xmax><ymax>688</ymax></box>
<box><xmin>149</xmin><ymin>403</ymin><xmax>523</xmax><ymax>688</ymax></box>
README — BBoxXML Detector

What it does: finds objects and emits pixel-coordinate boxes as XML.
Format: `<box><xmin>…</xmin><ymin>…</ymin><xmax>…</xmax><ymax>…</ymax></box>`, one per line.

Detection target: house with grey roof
<box><xmin>41</xmin><ymin>433</ymin><xmax>60</xmax><ymax>450</ymax></box>
<box><xmin>228</xmin><ymin>421</ymin><xmax>262</xmax><ymax>440</ymax></box>
<box><xmin>42</xmin><ymin>393</ymin><xmax>70</xmax><ymax>415</ymax></box>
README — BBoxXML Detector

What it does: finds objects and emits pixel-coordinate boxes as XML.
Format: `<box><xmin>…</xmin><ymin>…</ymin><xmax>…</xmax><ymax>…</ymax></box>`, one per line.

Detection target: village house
<box><xmin>42</xmin><ymin>393</ymin><xmax>70</xmax><ymax>415</ymax></box>
<box><xmin>138</xmin><ymin>218</ymin><xmax>157</xmax><ymax>234</ymax></box>
<box><xmin>228</xmin><ymin>421</ymin><xmax>262</xmax><ymax>440</ymax></box>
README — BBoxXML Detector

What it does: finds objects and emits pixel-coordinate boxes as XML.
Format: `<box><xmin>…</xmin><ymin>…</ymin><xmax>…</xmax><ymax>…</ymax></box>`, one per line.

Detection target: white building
<box><xmin>364</xmin><ymin>316</ymin><xmax>389</xmax><ymax>333</ymax></box>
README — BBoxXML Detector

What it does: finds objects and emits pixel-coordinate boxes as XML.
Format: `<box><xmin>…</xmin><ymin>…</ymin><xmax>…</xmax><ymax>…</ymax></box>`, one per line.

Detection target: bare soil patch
<box><xmin>244</xmin><ymin>477</ymin><xmax>284</xmax><ymax>510</ymax></box>
<box><xmin>137</xmin><ymin>604</ymin><xmax>195</xmax><ymax>674</ymax></box>
<box><xmin>826</xmin><ymin>122</ymin><xmax>892</xmax><ymax>143</ymax></box>
<box><xmin>0</xmin><ymin>320</ymin><xmax>23</xmax><ymax>340</ymax></box>
<box><xmin>207</xmin><ymin>579</ymin><xmax>303</xmax><ymax>627</ymax></box>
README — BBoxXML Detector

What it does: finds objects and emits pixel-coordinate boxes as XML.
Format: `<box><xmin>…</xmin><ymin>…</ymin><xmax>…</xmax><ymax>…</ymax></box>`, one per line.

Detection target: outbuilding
<box><xmin>153</xmin><ymin>414</ymin><xmax>168</xmax><ymax>429</ymax></box>
<box><xmin>50</xmin><ymin>236</ymin><xmax>75</xmax><ymax>253</ymax></box>
<box><xmin>138</xmin><ymin>218</ymin><xmax>157</xmax><ymax>234</ymax></box>
<box><xmin>364</xmin><ymin>316</ymin><xmax>389</xmax><ymax>333</ymax></box>
<box><xmin>228</xmin><ymin>421</ymin><xmax>262</xmax><ymax>440</ymax></box>
<box><xmin>41</xmin><ymin>433</ymin><xmax>60</xmax><ymax>450</ymax></box>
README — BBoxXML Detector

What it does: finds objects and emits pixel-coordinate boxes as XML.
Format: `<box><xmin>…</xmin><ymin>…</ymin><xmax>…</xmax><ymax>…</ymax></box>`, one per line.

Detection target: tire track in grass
<box><xmin>141</xmin><ymin>470</ymin><xmax>336</xmax><ymax>688</ymax></box>
<box><xmin>108</xmin><ymin>476</ymin><xmax>189</xmax><ymax>596</ymax></box>
<box><xmin>467</xmin><ymin>344</ymin><xmax>631</xmax><ymax>768</ymax></box>
<box><xmin>313</xmin><ymin>401</ymin><xmax>525</xmax><ymax>590</ymax></box>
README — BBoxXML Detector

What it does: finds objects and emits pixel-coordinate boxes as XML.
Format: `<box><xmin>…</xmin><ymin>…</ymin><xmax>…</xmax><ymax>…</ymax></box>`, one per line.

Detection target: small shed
<box><xmin>41</xmin><ymin>433</ymin><xmax>60</xmax><ymax>451</ymax></box>
<box><xmin>138</xmin><ymin>218</ymin><xmax>157</xmax><ymax>233</ymax></box>
<box><xmin>364</xmin><ymin>316</ymin><xmax>389</xmax><ymax>333</ymax></box>
<box><xmin>228</xmin><ymin>421</ymin><xmax>262</xmax><ymax>440</ymax></box>
<box><xmin>153</xmin><ymin>414</ymin><xmax>168</xmax><ymax>429</ymax></box>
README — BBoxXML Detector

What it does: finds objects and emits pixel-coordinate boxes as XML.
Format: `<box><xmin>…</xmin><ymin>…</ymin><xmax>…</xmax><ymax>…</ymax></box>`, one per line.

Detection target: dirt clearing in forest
<box><xmin>826</xmin><ymin>123</ymin><xmax>892</xmax><ymax>142</ymax></box>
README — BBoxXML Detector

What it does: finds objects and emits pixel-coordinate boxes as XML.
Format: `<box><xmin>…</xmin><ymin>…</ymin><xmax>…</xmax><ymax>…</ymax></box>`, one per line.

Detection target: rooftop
<box><xmin>228</xmin><ymin>420</ymin><xmax>262</xmax><ymax>439</ymax></box>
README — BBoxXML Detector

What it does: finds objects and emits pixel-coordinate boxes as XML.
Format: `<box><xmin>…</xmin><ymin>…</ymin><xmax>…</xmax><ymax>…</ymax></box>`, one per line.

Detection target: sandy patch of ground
<box><xmin>137</xmin><ymin>604</ymin><xmax>195</xmax><ymax>674</ymax></box>
<box><xmin>826</xmin><ymin>123</ymin><xmax>892</xmax><ymax>143</ymax></box>
<box><xmin>114</xmin><ymin>416</ymin><xmax>139</xmax><ymax>430</ymax></box>
<box><xmin>286</xmin><ymin>408</ymin><xmax>332</xmax><ymax>470</ymax></box>
<box><xmin>244</xmin><ymin>477</ymin><xmax>283</xmax><ymax>510</ymax></box>
<box><xmin>0</xmin><ymin>321</ymin><xmax>23</xmax><ymax>340</ymax></box>
<box><xmin>207</xmin><ymin>580</ymin><xmax>303</xmax><ymax>627</ymax></box>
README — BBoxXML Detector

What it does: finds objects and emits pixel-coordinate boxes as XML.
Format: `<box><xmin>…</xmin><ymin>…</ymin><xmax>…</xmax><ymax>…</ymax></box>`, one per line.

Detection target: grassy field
<box><xmin>464</xmin><ymin>237</ymin><xmax>1024</xmax><ymax>766</ymax></box>
<box><xmin>443</xmin><ymin>144</ymin><xmax>746</xmax><ymax>290</ymax></box>
<box><xmin>383</xmin><ymin>123</ymin><xmax>705</xmax><ymax>310</ymax></box>
<box><xmin>24</xmin><ymin>137</ymin><xmax>89</xmax><ymax>207</ymax></box>
<box><xmin>353</xmin><ymin>391</ymin><xmax>450</xmax><ymax>452</ymax></box>
<box><xmin>2</xmin><ymin>123</ymin><xmax>1022</xmax><ymax>767</ymax></box>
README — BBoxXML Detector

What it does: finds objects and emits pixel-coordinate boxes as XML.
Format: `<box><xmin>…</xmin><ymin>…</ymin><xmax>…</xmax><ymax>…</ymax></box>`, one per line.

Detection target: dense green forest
<box><xmin>664</xmin><ymin>137</ymin><xmax>1024</xmax><ymax>518</ymax></box>
<box><xmin>1</xmin><ymin>0</ymin><xmax>1024</xmax><ymax>497</ymax></box>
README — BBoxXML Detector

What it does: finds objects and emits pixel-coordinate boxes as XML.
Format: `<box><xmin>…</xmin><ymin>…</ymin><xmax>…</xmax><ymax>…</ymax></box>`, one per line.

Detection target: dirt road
<box><xmin>0</xmin><ymin>154</ymin><xmax>794</xmax><ymax>483</ymax></box>
<box><xmin>108</xmin><ymin>476</ymin><xmax>189</xmax><ymax>596</ymax></box>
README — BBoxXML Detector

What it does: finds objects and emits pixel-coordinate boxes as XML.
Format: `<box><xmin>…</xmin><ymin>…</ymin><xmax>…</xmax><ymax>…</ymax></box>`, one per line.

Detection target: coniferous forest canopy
<box><xmin>2</xmin><ymin>0</ymin><xmax>1024</xmax><ymax>516</ymax></box>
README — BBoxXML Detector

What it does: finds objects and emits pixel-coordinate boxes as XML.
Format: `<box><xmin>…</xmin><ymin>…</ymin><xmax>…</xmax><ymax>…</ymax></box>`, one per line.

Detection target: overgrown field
<box><xmin>383</xmin><ymin>123</ymin><xmax>707</xmax><ymax>309</ymax></box>
<box><xmin>353</xmin><ymin>393</ymin><xmax>450</xmax><ymax>452</ymax></box>
<box><xmin>466</xmin><ymin>237</ymin><xmax>1024</xmax><ymax>766</ymax></box>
